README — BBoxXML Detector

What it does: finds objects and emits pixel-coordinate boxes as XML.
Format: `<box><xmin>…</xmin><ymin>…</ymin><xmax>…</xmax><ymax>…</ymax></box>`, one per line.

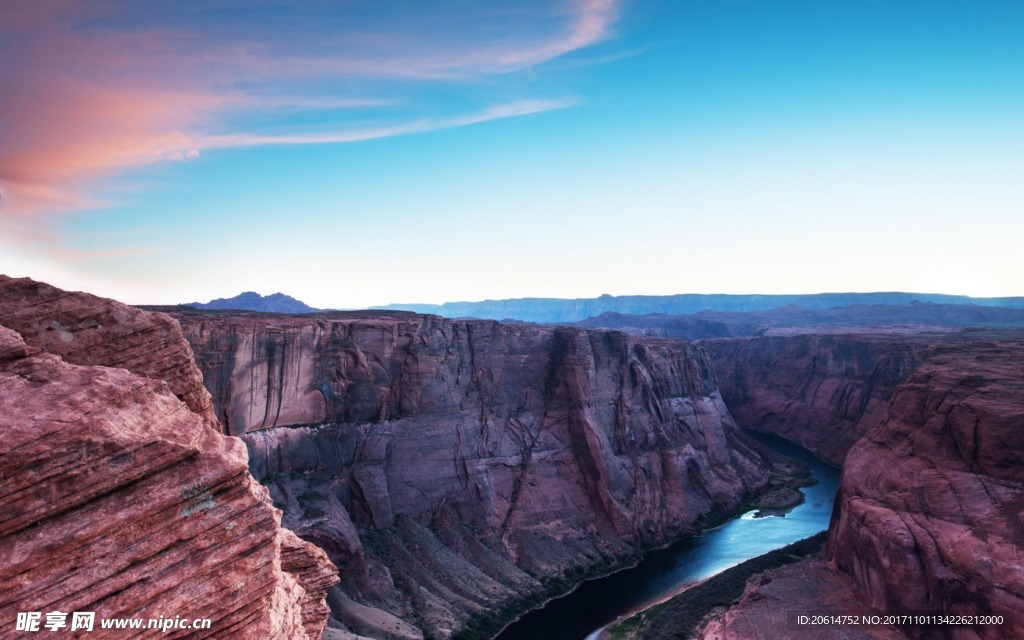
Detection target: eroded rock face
<box><xmin>828</xmin><ymin>339</ymin><xmax>1024</xmax><ymax>639</ymax></box>
<box><xmin>177</xmin><ymin>311</ymin><xmax>773</xmax><ymax>637</ymax></box>
<box><xmin>697</xmin><ymin>558</ymin><xmax>905</xmax><ymax>640</ymax></box>
<box><xmin>703</xmin><ymin>334</ymin><xmax>937</xmax><ymax>464</ymax></box>
<box><xmin>0</xmin><ymin>277</ymin><xmax>337</xmax><ymax>638</ymax></box>
<box><xmin>0</xmin><ymin>275</ymin><xmax>220</xmax><ymax>432</ymax></box>
<box><xmin>0</xmin><ymin>323</ymin><xmax>337</xmax><ymax>638</ymax></box>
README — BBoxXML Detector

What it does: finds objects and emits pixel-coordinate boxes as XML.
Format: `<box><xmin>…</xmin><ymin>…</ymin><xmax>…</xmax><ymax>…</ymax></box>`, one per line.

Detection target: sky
<box><xmin>1</xmin><ymin>0</ymin><xmax>1022</xmax><ymax>308</ymax></box>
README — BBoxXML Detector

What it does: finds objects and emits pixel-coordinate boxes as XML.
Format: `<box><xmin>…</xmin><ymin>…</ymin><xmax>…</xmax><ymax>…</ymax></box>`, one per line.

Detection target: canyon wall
<box><xmin>0</xmin><ymin>277</ymin><xmax>336</xmax><ymax>639</ymax></box>
<box><xmin>8</xmin><ymin>275</ymin><xmax>1020</xmax><ymax>639</ymax></box>
<box><xmin>703</xmin><ymin>334</ymin><xmax>938</xmax><ymax>464</ymax></box>
<box><xmin>176</xmin><ymin>311</ymin><xmax>773</xmax><ymax>638</ymax></box>
<box><xmin>828</xmin><ymin>338</ymin><xmax>1024</xmax><ymax>639</ymax></box>
<box><xmin>692</xmin><ymin>330</ymin><xmax>1023</xmax><ymax>639</ymax></box>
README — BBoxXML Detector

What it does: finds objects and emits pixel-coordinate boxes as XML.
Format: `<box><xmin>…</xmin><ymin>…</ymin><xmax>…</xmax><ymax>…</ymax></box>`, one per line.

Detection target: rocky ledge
<box><xmin>0</xmin><ymin>275</ymin><xmax>220</xmax><ymax>432</ymax></box>
<box><xmin>0</xmin><ymin>278</ymin><xmax>336</xmax><ymax>639</ymax></box>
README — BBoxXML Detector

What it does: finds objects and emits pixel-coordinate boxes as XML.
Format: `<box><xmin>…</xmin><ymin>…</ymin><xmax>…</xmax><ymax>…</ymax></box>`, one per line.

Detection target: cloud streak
<box><xmin>0</xmin><ymin>0</ymin><xmax>622</xmax><ymax>237</ymax></box>
<box><xmin>199</xmin><ymin>99</ymin><xmax>578</xmax><ymax>149</ymax></box>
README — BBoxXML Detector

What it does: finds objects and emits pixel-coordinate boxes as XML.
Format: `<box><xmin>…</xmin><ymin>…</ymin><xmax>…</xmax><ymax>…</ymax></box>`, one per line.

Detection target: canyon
<box><xmin>703</xmin><ymin>333</ymin><xmax>941</xmax><ymax>464</ymax></box>
<box><xmin>636</xmin><ymin>329</ymin><xmax>1024</xmax><ymax>639</ymax></box>
<box><xmin>828</xmin><ymin>337</ymin><xmax>1024</xmax><ymax>639</ymax></box>
<box><xmin>172</xmin><ymin>309</ymin><xmax>779</xmax><ymax>638</ymax></box>
<box><xmin>3</xmin><ymin>274</ymin><xmax>1021</xmax><ymax>639</ymax></box>
<box><xmin>702</xmin><ymin>325</ymin><xmax>1024</xmax><ymax>636</ymax></box>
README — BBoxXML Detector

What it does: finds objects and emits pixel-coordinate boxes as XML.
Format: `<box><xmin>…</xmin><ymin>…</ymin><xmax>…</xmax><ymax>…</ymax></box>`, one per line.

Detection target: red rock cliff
<box><xmin>827</xmin><ymin>338</ymin><xmax>1024</xmax><ymax>639</ymax></box>
<box><xmin>0</xmin><ymin>278</ymin><xmax>337</xmax><ymax>639</ymax></box>
<box><xmin>703</xmin><ymin>334</ymin><xmax>938</xmax><ymax>464</ymax></box>
<box><xmin>176</xmin><ymin>311</ymin><xmax>773</xmax><ymax>638</ymax></box>
<box><xmin>0</xmin><ymin>275</ymin><xmax>220</xmax><ymax>432</ymax></box>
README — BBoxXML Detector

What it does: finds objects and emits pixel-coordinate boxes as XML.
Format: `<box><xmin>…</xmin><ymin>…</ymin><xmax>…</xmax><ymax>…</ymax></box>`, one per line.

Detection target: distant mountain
<box><xmin>374</xmin><ymin>292</ymin><xmax>1024</xmax><ymax>324</ymax></box>
<box><xmin>577</xmin><ymin>302</ymin><xmax>1024</xmax><ymax>341</ymax></box>
<box><xmin>186</xmin><ymin>292</ymin><xmax>319</xmax><ymax>314</ymax></box>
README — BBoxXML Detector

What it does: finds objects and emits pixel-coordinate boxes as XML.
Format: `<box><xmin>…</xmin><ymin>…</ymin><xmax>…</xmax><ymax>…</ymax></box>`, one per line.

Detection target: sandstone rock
<box><xmin>0</xmin><ymin>276</ymin><xmax>339</xmax><ymax>638</ymax></box>
<box><xmin>0</xmin><ymin>275</ymin><xmax>220</xmax><ymax>432</ymax></box>
<box><xmin>176</xmin><ymin>311</ymin><xmax>774</xmax><ymax>637</ymax></box>
<box><xmin>280</xmin><ymin>528</ymin><xmax>340</xmax><ymax>639</ymax></box>
<box><xmin>828</xmin><ymin>338</ymin><xmax>1024</xmax><ymax>639</ymax></box>
<box><xmin>0</xmin><ymin>322</ymin><xmax>336</xmax><ymax>638</ymax></box>
<box><xmin>697</xmin><ymin>558</ymin><xmax>905</xmax><ymax>640</ymax></box>
<box><xmin>703</xmin><ymin>334</ymin><xmax>938</xmax><ymax>464</ymax></box>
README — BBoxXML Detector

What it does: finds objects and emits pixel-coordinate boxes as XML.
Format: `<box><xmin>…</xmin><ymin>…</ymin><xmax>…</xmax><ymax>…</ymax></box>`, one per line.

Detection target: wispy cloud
<box><xmin>0</xmin><ymin>0</ymin><xmax>623</xmax><ymax>242</ymax></box>
<box><xmin>199</xmin><ymin>99</ymin><xmax>578</xmax><ymax>148</ymax></box>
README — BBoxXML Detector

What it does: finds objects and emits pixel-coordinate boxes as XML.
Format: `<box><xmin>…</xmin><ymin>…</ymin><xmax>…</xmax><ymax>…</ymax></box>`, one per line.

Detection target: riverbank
<box><xmin>605</xmin><ymin>532</ymin><xmax>828</xmax><ymax>640</ymax></box>
<box><xmin>487</xmin><ymin>432</ymin><xmax>830</xmax><ymax>640</ymax></box>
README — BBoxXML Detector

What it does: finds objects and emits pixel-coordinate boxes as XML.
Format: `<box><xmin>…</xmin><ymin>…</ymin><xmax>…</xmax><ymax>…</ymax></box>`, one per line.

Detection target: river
<box><xmin>493</xmin><ymin>431</ymin><xmax>840</xmax><ymax>640</ymax></box>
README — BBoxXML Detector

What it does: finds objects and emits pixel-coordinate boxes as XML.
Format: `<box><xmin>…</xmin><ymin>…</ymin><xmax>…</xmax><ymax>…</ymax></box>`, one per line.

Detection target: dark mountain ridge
<box><xmin>578</xmin><ymin>301</ymin><xmax>1024</xmax><ymax>341</ymax></box>
<box><xmin>186</xmin><ymin>291</ymin><xmax>319</xmax><ymax>313</ymax></box>
<box><xmin>374</xmin><ymin>292</ymin><xmax>1024</xmax><ymax>323</ymax></box>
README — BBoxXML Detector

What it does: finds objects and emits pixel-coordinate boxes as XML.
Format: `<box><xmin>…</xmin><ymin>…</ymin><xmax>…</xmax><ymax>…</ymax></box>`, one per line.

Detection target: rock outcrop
<box><xmin>696</xmin><ymin>557</ymin><xmax>905</xmax><ymax>640</ymax></box>
<box><xmin>0</xmin><ymin>278</ymin><xmax>336</xmax><ymax>638</ymax></box>
<box><xmin>175</xmin><ymin>310</ymin><xmax>774</xmax><ymax>638</ymax></box>
<box><xmin>827</xmin><ymin>338</ymin><xmax>1024</xmax><ymax>639</ymax></box>
<box><xmin>688</xmin><ymin>329</ymin><xmax>1024</xmax><ymax>639</ymax></box>
<box><xmin>0</xmin><ymin>275</ymin><xmax>220</xmax><ymax>432</ymax></box>
<box><xmin>703</xmin><ymin>334</ymin><xmax>938</xmax><ymax>464</ymax></box>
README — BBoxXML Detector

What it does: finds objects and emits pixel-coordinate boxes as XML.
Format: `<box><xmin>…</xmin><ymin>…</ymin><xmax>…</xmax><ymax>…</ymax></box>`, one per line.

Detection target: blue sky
<box><xmin>1</xmin><ymin>0</ymin><xmax>1022</xmax><ymax>307</ymax></box>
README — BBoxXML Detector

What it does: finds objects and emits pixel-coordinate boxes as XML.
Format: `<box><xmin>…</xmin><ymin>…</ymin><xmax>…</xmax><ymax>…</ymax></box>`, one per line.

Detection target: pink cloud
<box><xmin>492</xmin><ymin>0</ymin><xmax>620</xmax><ymax>69</ymax></box>
<box><xmin>44</xmin><ymin>245</ymin><xmax>157</xmax><ymax>261</ymax></box>
<box><xmin>0</xmin><ymin>77</ymin><xmax>223</xmax><ymax>216</ymax></box>
<box><xmin>0</xmin><ymin>1</ymin><xmax>623</xmax><ymax>241</ymax></box>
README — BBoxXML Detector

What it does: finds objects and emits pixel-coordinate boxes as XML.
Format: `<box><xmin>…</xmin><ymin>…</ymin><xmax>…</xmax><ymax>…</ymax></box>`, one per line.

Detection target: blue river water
<box><xmin>494</xmin><ymin>431</ymin><xmax>840</xmax><ymax>640</ymax></box>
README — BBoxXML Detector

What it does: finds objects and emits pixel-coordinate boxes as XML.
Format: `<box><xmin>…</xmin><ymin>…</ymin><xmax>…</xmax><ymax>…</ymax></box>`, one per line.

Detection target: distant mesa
<box><xmin>187</xmin><ymin>292</ymin><xmax>319</xmax><ymax>314</ymax></box>
<box><xmin>578</xmin><ymin>302</ymin><xmax>1024</xmax><ymax>341</ymax></box>
<box><xmin>374</xmin><ymin>292</ymin><xmax>1024</xmax><ymax>324</ymax></box>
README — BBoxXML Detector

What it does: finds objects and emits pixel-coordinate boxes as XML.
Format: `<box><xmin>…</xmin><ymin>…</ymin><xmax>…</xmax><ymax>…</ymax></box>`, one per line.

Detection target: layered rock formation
<box><xmin>828</xmin><ymin>338</ymin><xmax>1024</xmax><ymax>639</ymax></box>
<box><xmin>703</xmin><ymin>334</ymin><xmax>939</xmax><ymax>464</ymax></box>
<box><xmin>0</xmin><ymin>275</ymin><xmax>220</xmax><ymax>432</ymax></box>
<box><xmin>692</xmin><ymin>330</ymin><xmax>1024</xmax><ymax>639</ymax></box>
<box><xmin>175</xmin><ymin>311</ymin><xmax>774</xmax><ymax>638</ymax></box>
<box><xmin>696</xmin><ymin>557</ymin><xmax>905</xmax><ymax>640</ymax></box>
<box><xmin>0</xmin><ymin>278</ymin><xmax>336</xmax><ymax>639</ymax></box>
